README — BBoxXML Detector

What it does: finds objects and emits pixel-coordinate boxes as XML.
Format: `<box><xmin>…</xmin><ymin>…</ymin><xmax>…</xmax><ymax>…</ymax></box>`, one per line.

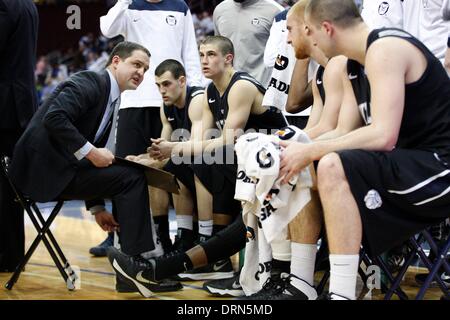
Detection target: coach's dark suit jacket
<box><xmin>0</xmin><ymin>0</ymin><xmax>38</xmax><ymax>130</ymax></box>
<box><xmin>10</xmin><ymin>71</ymin><xmax>112</xmax><ymax>202</ymax></box>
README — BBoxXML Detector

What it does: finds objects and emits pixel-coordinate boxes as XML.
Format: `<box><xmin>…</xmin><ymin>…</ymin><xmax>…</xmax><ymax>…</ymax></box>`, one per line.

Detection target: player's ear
<box><xmin>322</xmin><ymin>21</ymin><xmax>334</xmax><ymax>37</ymax></box>
<box><xmin>225</xmin><ymin>53</ymin><xmax>234</xmax><ymax>65</ymax></box>
<box><xmin>178</xmin><ymin>75</ymin><xmax>186</xmax><ymax>87</ymax></box>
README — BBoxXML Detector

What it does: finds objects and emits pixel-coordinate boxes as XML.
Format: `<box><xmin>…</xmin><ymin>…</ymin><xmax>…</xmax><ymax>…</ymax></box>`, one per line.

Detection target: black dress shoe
<box><xmin>107</xmin><ymin>247</ymin><xmax>182</xmax><ymax>297</ymax></box>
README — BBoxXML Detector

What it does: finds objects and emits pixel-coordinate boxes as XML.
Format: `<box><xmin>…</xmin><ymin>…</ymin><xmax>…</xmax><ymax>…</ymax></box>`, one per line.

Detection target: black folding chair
<box><xmin>1</xmin><ymin>156</ymin><xmax>77</xmax><ymax>290</ymax></box>
<box><xmin>383</xmin><ymin>228</ymin><xmax>450</xmax><ymax>300</ymax></box>
<box><xmin>360</xmin><ymin>247</ymin><xmax>409</xmax><ymax>300</ymax></box>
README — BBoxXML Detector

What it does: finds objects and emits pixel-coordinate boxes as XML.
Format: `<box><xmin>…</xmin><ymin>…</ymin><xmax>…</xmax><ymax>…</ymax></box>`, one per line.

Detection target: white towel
<box><xmin>235</xmin><ymin>126</ymin><xmax>314</xmax><ymax>294</ymax></box>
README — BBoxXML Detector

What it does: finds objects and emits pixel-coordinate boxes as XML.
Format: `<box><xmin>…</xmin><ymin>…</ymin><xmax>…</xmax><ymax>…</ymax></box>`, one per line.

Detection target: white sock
<box><xmin>176</xmin><ymin>215</ymin><xmax>193</xmax><ymax>230</ymax></box>
<box><xmin>290</xmin><ymin>243</ymin><xmax>317</xmax><ymax>286</ymax></box>
<box><xmin>329</xmin><ymin>254</ymin><xmax>359</xmax><ymax>300</ymax></box>
<box><xmin>271</xmin><ymin>239</ymin><xmax>292</xmax><ymax>262</ymax></box>
<box><xmin>198</xmin><ymin>219</ymin><xmax>213</xmax><ymax>236</ymax></box>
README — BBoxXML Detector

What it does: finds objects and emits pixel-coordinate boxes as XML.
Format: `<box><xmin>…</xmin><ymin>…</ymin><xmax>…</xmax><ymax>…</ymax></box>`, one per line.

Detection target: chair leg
<box><xmin>378</xmin><ymin>251</ymin><xmax>413</xmax><ymax>300</ymax></box>
<box><xmin>360</xmin><ymin>248</ymin><xmax>409</xmax><ymax>300</ymax></box>
<box><xmin>5</xmin><ymin>201</ymin><xmax>75</xmax><ymax>290</ymax></box>
<box><xmin>415</xmin><ymin>236</ymin><xmax>450</xmax><ymax>300</ymax></box>
<box><xmin>30</xmin><ymin>202</ymin><xmax>76</xmax><ymax>290</ymax></box>
<box><xmin>31</xmin><ymin>202</ymin><xmax>77</xmax><ymax>287</ymax></box>
<box><xmin>422</xmin><ymin>231</ymin><xmax>450</xmax><ymax>276</ymax></box>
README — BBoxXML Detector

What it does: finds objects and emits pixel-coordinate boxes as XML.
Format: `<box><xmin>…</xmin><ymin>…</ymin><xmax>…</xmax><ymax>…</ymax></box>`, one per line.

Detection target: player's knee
<box><xmin>317</xmin><ymin>152</ymin><xmax>345</xmax><ymax>189</ymax></box>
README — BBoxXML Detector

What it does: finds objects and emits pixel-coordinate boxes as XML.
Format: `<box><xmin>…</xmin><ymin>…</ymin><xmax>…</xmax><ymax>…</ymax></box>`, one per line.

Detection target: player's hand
<box><xmin>279</xmin><ymin>140</ymin><xmax>313</xmax><ymax>184</ymax></box>
<box><xmin>126</xmin><ymin>153</ymin><xmax>160</xmax><ymax>167</ymax></box>
<box><xmin>148</xmin><ymin>138</ymin><xmax>173</xmax><ymax>160</ymax></box>
<box><xmin>86</xmin><ymin>147</ymin><xmax>114</xmax><ymax>168</ymax></box>
<box><xmin>94</xmin><ymin>210</ymin><xmax>119</xmax><ymax>232</ymax></box>
<box><xmin>126</xmin><ymin>153</ymin><xmax>149</xmax><ymax>163</ymax></box>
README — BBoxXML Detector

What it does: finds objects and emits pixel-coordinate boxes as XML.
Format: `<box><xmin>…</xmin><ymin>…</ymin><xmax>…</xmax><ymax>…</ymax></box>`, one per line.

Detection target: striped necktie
<box><xmin>105</xmin><ymin>96</ymin><xmax>121</xmax><ymax>155</ymax></box>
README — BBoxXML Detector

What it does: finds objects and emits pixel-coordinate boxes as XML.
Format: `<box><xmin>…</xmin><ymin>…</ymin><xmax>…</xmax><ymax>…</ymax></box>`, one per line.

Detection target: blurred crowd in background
<box><xmin>34</xmin><ymin>0</ymin><xmax>221</xmax><ymax>103</ymax></box>
<box><xmin>33</xmin><ymin>0</ymin><xmax>361</xmax><ymax>104</ymax></box>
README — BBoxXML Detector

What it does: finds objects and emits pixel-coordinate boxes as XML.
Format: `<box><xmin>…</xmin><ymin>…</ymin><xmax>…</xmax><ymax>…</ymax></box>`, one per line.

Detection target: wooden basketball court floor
<box><xmin>0</xmin><ymin>201</ymin><xmax>445</xmax><ymax>300</ymax></box>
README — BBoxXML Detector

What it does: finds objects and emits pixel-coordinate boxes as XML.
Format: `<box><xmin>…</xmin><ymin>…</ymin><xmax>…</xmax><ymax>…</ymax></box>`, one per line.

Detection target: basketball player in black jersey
<box><xmin>278</xmin><ymin>0</ymin><xmax>450</xmax><ymax>300</ymax></box>
<box><xmin>127</xmin><ymin>59</ymin><xmax>204</xmax><ymax>255</ymax></box>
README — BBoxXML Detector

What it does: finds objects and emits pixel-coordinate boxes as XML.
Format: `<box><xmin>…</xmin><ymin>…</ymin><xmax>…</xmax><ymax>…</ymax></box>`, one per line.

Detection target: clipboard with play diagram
<box><xmin>114</xmin><ymin>157</ymin><xmax>180</xmax><ymax>194</ymax></box>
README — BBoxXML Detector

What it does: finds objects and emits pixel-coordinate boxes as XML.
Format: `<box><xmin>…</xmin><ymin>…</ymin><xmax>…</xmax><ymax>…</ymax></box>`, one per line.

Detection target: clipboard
<box><xmin>115</xmin><ymin>157</ymin><xmax>180</xmax><ymax>194</ymax></box>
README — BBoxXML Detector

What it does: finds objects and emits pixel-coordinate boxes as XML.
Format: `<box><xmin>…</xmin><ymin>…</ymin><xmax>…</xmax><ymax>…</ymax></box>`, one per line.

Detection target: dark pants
<box><xmin>59</xmin><ymin>161</ymin><xmax>154</xmax><ymax>256</ymax></box>
<box><xmin>0</xmin><ymin>129</ymin><xmax>24</xmax><ymax>271</ymax></box>
<box><xmin>116</xmin><ymin>107</ymin><xmax>162</xmax><ymax>157</ymax></box>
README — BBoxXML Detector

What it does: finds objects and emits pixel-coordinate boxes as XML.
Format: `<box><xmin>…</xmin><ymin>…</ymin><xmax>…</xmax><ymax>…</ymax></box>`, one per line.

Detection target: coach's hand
<box><xmin>279</xmin><ymin>140</ymin><xmax>312</xmax><ymax>184</ymax></box>
<box><xmin>94</xmin><ymin>210</ymin><xmax>120</xmax><ymax>232</ymax></box>
<box><xmin>86</xmin><ymin>147</ymin><xmax>114</xmax><ymax>168</ymax></box>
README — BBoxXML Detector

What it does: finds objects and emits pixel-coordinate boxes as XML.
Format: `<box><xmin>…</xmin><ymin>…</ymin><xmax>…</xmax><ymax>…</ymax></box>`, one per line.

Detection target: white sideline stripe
<box><xmin>22</xmin><ymin>271</ymin><xmax>175</xmax><ymax>300</ymax></box>
<box><xmin>387</xmin><ymin>169</ymin><xmax>450</xmax><ymax>195</ymax></box>
<box><xmin>414</xmin><ymin>185</ymin><xmax>450</xmax><ymax>206</ymax></box>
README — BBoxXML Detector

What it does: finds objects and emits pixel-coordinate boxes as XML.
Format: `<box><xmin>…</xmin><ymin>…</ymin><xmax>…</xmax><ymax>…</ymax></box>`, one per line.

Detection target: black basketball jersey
<box><xmin>347</xmin><ymin>59</ymin><xmax>371</xmax><ymax>125</ymax></box>
<box><xmin>206</xmin><ymin>71</ymin><xmax>287</xmax><ymax>132</ymax></box>
<box><xmin>163</xmin><ymin>86</ymin><xmax>204</xmax><ymax>141</ymax></box>
<box><xmin>315</xmin><ymin>65</ymin><xmax>326</xmax><ymax>104</ymax></box>
<box><xmin>367</xmin><ymin>28</ymin><xmax>450</xmax><ymax>158</ymax></box>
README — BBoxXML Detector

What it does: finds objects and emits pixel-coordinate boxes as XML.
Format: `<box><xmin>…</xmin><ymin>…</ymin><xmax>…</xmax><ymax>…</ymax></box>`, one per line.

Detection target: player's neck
<box><xmin>213</xmin><ymin>67</ymin><xmax>235</xmax><ymax>96</ymax></box>
<box><xmin>339</xmin><ymin>23</ymin><xmax>370</xmax><ymax>66</ymax></box>
<box><xmin>310</xmin><ymin>46</ymin><xmax>328</xmax><ymax>68</ymax></box>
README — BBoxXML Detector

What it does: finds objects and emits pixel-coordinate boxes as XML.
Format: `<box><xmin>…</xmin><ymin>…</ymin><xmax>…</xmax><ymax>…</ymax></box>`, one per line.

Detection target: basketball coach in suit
<box><xmin>0</xmin><ymin>0</ymin><xmax>38</xmax><ymax>271</ymax></box>
<box><xmin>10</xmin><ymin>41</ymin><xmax>157</xmax><ymax>258</ymax></box>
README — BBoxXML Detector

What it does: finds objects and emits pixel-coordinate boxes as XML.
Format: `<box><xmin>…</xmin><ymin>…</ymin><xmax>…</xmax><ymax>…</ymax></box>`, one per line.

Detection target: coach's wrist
<box><xmin>89</xmin><ymin>205</ymin><xmax>106</xmax><ymax>215</ymax></box>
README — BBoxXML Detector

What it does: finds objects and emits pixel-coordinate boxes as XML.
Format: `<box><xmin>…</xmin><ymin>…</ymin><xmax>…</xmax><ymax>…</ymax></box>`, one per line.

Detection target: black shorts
<box><xmin>337</xmin><ymin>148</ymin><xmax>450</xmax><ymax>256</ymax></box>
<box><xmin>164</xmin><ymin>159</ymin><xmax>196</xmax><ymax>198</ymax></box>
<box><xmin>286</xmin><ymin>116</ymin><xmax>308</xmax><ymax>129</ymax></box>
<box><xmin>192</xmin><ymin>145</ymin><xmax>241</xmax><ymax>217</ymax></box>
<box><xmin>116</xmin><ymin>107</ymin><xmax>162</xmax><ymax>157</ymax></box>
